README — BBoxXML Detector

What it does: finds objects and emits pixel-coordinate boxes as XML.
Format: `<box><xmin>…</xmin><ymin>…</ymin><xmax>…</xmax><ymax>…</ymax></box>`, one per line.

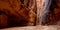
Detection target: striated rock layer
<box><xmin>0</xmin><ymin>0</ymin><xmax>36</xmax><ymax>28</ymax></box>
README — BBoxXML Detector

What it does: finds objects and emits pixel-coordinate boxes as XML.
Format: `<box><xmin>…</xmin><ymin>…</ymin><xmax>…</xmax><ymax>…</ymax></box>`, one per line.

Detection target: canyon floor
<box><xmin>0</xmin><ymin>25</ymin><xmax>60</xmax><ymax>30</ymax></box>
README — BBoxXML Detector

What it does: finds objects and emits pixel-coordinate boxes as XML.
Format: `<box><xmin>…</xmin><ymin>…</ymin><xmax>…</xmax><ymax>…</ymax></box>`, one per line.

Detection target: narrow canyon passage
<box><xmin>0</xmin><ymin>0</ymin><xmax>60</xmax><ymax>30</ymax></box>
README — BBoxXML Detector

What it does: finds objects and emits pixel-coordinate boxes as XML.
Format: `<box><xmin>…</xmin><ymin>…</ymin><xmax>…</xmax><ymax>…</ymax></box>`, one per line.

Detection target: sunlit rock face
<box><xmin>0</xmin><ymin>25</ymin><xmax>58</xmax><ymax>30</ymax></box>
<box><xmin>0</xmin><ymin>0</ymin><xmax>36</xmax><ymax>28</ymax></box>
<box><xmin>41</xmin><ymin>0</ymin><xmax>51</xmax><ymax>25</ymax></box>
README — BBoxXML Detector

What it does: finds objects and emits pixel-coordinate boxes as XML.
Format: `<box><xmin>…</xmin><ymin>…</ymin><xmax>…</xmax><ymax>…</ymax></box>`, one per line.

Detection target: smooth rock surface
<box><xmin>0</xmin><ymin>25</ymin><xmax>60</xmax><ymax>30</ymax></box>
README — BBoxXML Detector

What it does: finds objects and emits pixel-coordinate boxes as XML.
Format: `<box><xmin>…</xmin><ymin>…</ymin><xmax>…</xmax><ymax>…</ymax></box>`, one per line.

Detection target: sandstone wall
<box><xmin>0</xmin><ymin>0</ymin><xmax>36</xmax><ymax>27</ymax></box>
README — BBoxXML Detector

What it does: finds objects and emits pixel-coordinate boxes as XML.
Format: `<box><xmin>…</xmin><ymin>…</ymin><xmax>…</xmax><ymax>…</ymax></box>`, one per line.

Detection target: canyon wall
<box><xmin>0</xmin><ymin>0</ymin><xmax>36</xmax><ymax>28</ymax></box>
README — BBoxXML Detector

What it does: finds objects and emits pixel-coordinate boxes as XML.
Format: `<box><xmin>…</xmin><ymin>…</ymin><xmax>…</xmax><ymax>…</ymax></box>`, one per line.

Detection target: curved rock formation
<box><xmin>0</xmin><ymin>0</ymin><xmax>36</xmax><ymax>28</ymax></box>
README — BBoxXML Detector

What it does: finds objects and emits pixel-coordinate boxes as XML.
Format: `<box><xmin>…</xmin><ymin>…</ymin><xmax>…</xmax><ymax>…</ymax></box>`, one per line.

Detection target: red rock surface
<box><xmin>0</xmin><ymin>0</ymin><xmax>36</xmax><ymax>27</ymax></box>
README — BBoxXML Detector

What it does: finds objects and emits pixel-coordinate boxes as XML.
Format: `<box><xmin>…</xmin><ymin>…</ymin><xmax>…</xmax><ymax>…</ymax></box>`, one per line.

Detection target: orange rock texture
<box><xmin>0</xmin><ymin>0</ymin><xmax>36</xmax><ymax>27</ymax></box>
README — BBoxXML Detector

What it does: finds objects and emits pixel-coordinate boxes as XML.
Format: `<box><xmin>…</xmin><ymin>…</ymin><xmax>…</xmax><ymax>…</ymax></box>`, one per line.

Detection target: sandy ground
<box><xmin>0</xmin><ymin>25</ymin><xmax>60</xmax><ymax>30</ymax></box>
